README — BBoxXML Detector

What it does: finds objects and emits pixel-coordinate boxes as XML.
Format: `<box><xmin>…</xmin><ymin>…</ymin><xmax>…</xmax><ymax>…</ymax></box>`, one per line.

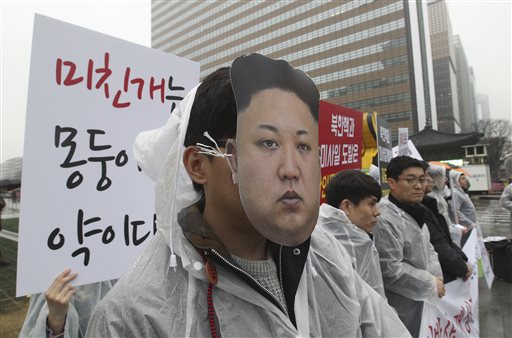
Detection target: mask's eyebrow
<box><xmin>258</xmin><ymin>124</ymin><xmax>309</xmax><ymax>136</ymax></box>
<box><xmin>258</xmin><ymin>124</ymin><xmax>278</xmax><ymax>133</ymax></box>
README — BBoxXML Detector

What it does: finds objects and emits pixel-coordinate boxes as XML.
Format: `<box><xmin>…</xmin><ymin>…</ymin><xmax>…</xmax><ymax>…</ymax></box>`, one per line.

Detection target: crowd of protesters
<box><xmin>19</xmin><ymin>54</ymin><xmax>490</xmax><ymax>338</ymax></box>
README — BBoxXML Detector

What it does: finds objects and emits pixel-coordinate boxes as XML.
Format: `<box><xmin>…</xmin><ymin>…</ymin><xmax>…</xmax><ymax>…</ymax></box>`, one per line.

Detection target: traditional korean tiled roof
<box><xmin>411</xmin><ymin>126</ymin><xmax>482</xmax><ymax>148</ymax></box>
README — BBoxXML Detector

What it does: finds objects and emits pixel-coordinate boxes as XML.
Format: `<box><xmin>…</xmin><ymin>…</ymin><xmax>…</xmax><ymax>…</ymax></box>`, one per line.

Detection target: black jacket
<box><xmin>421</xmin><ymin>196</ymin><xmax>468</xmax><ymax>283</ymax></box>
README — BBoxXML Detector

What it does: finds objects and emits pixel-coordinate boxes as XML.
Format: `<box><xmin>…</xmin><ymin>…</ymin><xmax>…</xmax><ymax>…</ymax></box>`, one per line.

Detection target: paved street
<box><xmin>475</xmin><ymin>197</ymin><xmax>511</xmax><ymax>239</ymax></box>
<box><xmin>474</xmin><ymin>197</ymin><xmax>512</xmax><ymax>338</ymax></box>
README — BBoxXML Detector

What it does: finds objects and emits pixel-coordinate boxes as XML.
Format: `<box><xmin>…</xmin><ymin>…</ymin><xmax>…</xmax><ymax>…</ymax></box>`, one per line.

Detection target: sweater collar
<box><xmin>177</xmin><ymin>202</ymin><xmax>309</xmax><ymax>328</ymax></box>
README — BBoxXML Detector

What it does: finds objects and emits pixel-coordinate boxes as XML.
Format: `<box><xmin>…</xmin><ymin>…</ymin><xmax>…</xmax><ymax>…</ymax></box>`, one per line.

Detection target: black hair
<box><xmin>325</xmin><ymin>170</ymin><xmax>382</xmax><ymax>208</ymax></box>
<box><xmin>445</xmin><ymin>169</ymin><xmax>451</xmax><ymax>188</ymax></box>
<box><xmin>184</xmin><ymin>67</ymin><xmax>237</xmax><ymax>193</ymax></box>
<box><xmin>230</xmin><ymin>53</ymin><xmax>319</xmax><ymax>121</ymax></box>
<box><xmin>420</xmin><ymin>160</ymin><xmax>430</xmax><ymax>171</ymax></box>
<box><xmin>385</xmin><ymin>156</ymin><xmax>425</xmax><ymax>180</ymax></box>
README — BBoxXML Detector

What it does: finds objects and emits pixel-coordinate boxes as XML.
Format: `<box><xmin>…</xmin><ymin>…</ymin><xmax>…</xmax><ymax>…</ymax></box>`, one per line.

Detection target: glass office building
<box><xmin>454</xmin><ymin>35</ymin><xmax>477</xmax><ymax>132</ymax></box>
<box><xmin>428</xmin><ymin>0</ymin><xmax>460</xmax><ymax>133</ymax></box>
<box><xmin>152</xmin><ymin>0</ymin><xmax>437</xmax><ymax>140</ymax></box>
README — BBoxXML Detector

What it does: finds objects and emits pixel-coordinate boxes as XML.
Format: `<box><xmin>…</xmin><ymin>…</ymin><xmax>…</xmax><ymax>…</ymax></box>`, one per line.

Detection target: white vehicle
<box><xmin>462</xmin><ymin>164</ymin><xmax>491</xmax><ymax>193</ymax></box>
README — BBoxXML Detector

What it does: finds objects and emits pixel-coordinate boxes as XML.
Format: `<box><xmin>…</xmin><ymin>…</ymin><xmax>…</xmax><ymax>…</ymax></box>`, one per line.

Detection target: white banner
<box><xmin>398</xmin><ymin>127</ymin><xmax>410</xmax><ymax>156</ymax></box>
<box><xmin>474</xmin><ymin>224</ymin><xmax>494</xmax><ymax>289</ymax></box>
<box><xmin>17</xmin><ymin>14</ymin><xmax>199</xmax><ymax>296</ymax></box>
<box><xmin>419</xmin><ymin>231</ymin><xmax>479</xmax><ymax>337</ymax></box>
<box><xmin>392</xmin><ymin>140</ymin><xmax>423</xmax><ymax>160</ymax></box>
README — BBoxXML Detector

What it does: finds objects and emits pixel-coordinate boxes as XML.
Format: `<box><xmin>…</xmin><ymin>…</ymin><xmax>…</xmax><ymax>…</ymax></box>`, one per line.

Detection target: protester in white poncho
<box><xmin>20</xmin><ymin>269</ymin><xmax>114</xmax><ymax>338</ymax></box>
<box><xmin>427</xmin><ymin>164</ymin><xmax>465</xmax><ymax>246</ymax></box>
<box><xmin>316</xmin><ymin>170</ymin><xmax>385</xmax><ymax>297</ymax></box>
<box><xmin>86</xmin><ymin>56</ymin><xmax>409</xmax><ymax>337</ymax></box>
<box><xmin>448</xmin><ymin>170</ymin><xmax>477</xmax><ymax>228</ymax></box>
<box><xmin>373</xmin><ymin>156</ymin><xmax>444</xmax><ymax>337</ymax></box>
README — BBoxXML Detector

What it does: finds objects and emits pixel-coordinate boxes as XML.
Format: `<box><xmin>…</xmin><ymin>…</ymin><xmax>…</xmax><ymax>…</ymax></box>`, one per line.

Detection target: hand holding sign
<box><xmin>46</xmin><ymin>268</ymin><xmax>78</xmax><ymax>335</ymax></box>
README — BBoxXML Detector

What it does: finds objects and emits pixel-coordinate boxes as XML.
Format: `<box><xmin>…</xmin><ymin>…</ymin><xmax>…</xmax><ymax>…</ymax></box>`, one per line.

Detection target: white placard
<box><xmin>392</xmin><ymin>140</ymin><xmax>423</xmax><ymax>160</ymax></box>
<box><xmin>397</xmin><ymin>127</ymin><xmax>410</xmax><ymax>156</ymax></box>
<box><xmin>474</xmin><ymin>224</ymin><xmax>494</xmax><ymax>289</ymax></box>
<box><xmin>419</xmin><ymin>231</ymin><xmax>479</xmax><ymax>337</ymax></box>
<box><xmin>16</xmin><ymin>14</ymin><xmax>199</xmax><ymax>296</ymax></box>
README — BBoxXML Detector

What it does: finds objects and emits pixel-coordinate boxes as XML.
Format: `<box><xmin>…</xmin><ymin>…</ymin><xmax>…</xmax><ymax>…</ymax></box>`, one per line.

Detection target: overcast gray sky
<box><xmin>446</xmin><ymin>0</ymin><xmax>511</xmax><ymax>122</ymax></box>
<box><xmin>1</xmin><ymin>0</ymin><xmax>511</xmax><ymax>162</ymax></box>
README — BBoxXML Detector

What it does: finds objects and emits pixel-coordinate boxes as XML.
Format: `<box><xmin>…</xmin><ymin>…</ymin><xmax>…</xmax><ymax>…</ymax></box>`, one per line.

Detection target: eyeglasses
<box><xmin>397</xmin><ymin>177</ymin><xmax>428</xmax><ymax>185</ymax></box>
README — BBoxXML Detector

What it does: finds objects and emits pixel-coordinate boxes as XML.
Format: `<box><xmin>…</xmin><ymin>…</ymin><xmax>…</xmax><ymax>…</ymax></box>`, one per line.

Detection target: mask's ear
<box><xmin>225</xmin><ymin>139</ymin><xmax>239</xmax><ymax>184</ymax></box>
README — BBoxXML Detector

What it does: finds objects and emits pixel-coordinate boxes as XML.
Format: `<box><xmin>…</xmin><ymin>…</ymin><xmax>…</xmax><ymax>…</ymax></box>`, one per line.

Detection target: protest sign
<box><xmin>398</xmin><ymin>127</ymin><xmax>410</xmax><ymax>156</ymax></box>
<box><xmin>419</xmin><ymin>230</ymin><xmax>479</xmax><ymax>337</ymax></box>
<box><xmin>392</xmin><ymin>140</ymin><xmax>423</xmax><ymax>160</ymax></box>
<box><xmin>16</xmin><ymin>14</ymin><xmax>199</xmax><ymax>296</ymax></box>
<box><xmin>376</xmin><ymin>115</ymin><xmax>393</xmax><ymax>190</ymax></box>
<box><xmin>318</xmin><ymin>101</ymin><xmax>363</xmax><ymax>202</ymax></box>
<box><xmin>474</xmin><ymin>224</ymin><xmax>494</xmax><ymax>288</ymax></box>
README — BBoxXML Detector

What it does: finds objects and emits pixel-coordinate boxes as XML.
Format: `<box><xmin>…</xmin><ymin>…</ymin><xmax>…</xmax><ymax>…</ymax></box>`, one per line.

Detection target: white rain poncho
<box><xmin>316</xmin><ymin>203</ymin><xmax>385</xmax><ymax>297</ymax></box>
<box><xmin>19</xmin><ymin>280</ymin><xmax>114</xmax><ymax>338</ymax></box>
<box><xmin>427</xmin><ymin>164</ymin><xmax>463</xmax><ymax>246</ymax></box>
<box><xmin>500</xmin><ymin>183</ymin><xmax>512</xmax><ymax>224</ymax></box>
<box><xmin>85</xmin><ymin>83</ymin><xmax>410</xmax><ymax>338</ymax></box>
<box><xmin>448</xmin><ymin>170</ymin><xmax>477</xmax><ymax>226</ymax></box>
<box><xmin>373</xmin><ymin>197</ymin><xmax>442</xmax><ymax>336</ymax></box>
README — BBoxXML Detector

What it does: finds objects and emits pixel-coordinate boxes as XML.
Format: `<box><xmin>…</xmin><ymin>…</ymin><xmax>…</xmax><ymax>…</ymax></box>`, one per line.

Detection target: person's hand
<box><xmin>45</xmin><ymin>269</ymin><xmax>78</xmax><ymax>335</ymax></box>
<box><xmin>464</xmin><ymin>263</ymin><xmax>473</xmax><ymax>281</ymax></box>
<box><xmin>435</xmin><ymin>277</ymin><xmax>445</xmax><ymax>298</ymax></box>
<box><xmin>461</xmin><ymin>226</ymin><xmax>469</xmax><ymax>235</ymax></box>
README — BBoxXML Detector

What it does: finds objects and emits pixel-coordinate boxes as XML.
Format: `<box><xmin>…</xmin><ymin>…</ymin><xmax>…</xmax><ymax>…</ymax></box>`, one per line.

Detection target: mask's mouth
<box><xmin>279</xmin><ymin>190</ymin><xmax>302</xmax><ymax>207</ymax></box>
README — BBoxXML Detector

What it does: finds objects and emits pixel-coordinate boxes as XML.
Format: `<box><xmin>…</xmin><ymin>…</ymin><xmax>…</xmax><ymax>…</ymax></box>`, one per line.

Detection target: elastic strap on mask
<box><xmin>195</xmin><ymin>132</ymin><xmax>232</xmax><ymax>158</ymax></box>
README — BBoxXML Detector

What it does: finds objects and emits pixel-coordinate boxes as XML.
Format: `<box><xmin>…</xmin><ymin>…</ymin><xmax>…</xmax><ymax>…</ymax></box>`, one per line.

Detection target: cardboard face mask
<box><xmin>226</xmin><ymin>53</ymin><xmax>321</xmax><ymax>246</ymax></box>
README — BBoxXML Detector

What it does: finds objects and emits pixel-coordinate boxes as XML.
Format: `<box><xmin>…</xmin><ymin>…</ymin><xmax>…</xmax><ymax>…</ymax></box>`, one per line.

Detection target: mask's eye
<box><xmin>297</xmin><ymin>143</ymin><xmax>311</xmax><ymax>152</ymax></box>
<box><xmin>260</xmin><ymin>140</ymin><xmax>279</xmax><ymax>149</ymax></box>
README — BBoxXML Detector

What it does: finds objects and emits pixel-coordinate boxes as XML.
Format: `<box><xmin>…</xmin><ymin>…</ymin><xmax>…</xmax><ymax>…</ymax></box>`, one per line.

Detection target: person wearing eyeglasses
<box><xmin>373</xmin><ymin>156</ymin><xmax>444</xmax><ymax>337</ymax></box>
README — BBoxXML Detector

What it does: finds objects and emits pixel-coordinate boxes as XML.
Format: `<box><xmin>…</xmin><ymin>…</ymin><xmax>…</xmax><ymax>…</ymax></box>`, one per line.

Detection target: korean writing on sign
<box><xmin>55</xmin><ymin>126</ymin><xmax>128</xmax><ymax>191</ymax></box>
<box><xmin>320</xmin><ymin>144</ymin><xmax>359</xmax><ymax>168</ymax></box>
<box><xmin>331</xmin><ymin>114</ymin><xmax>355</xmax><ymax>138</ymax></box>
<box><xmin>426</xmin><ymin>317</ymin><xmax>457</xmax><ymax>338</ymax></box>
<box><xmin>378</xmin><ymin>145</ymin><xmax>393</xmax><ymax>163</ymax></box>
<box><xmin>453</xmin><ymin>299</ymin><xmax>475</xmax><ymax>335</ymax></box>
<box><xmin>318</xmin><ymin>101</ymin><xmax>363</xmax><ymax>203</ymax></box>
<box><xmin>55</xmin><ymin>52</ymin><xmax>185</xmax><ymax>111</ymax></box>
<box><xmin>16</xmin><ymin>15</ymin><xmax>200</xmax><ymax>297</ymax></box>
<box><xmin>376</xmin><ymin>116</ymin><xmax>393</xmax><ymax>189</ymax></box>
<box><xmin>47</xmin><ymin>209</ymin><xmax>156</xmax><ymax>266</ymax></box>
<box><xmin>379</xmin><ymin>126</ymin><xmax>391</xmax><ymax>144</ymax></box>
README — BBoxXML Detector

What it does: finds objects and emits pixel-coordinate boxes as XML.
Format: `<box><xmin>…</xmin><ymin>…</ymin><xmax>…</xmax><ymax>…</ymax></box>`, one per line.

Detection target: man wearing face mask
<box><xmin>373</xmin><ymin>156</ymin><xmax>444</xmax><ymax>337</ymax></box>
<box><xmin>316</xmin><ymin>170</ymin><xmax>385</xmax><ymax>297</ymax></box>
<box><xmin>87</xmin><ymin>57</ymin><xmax>409</xmax><ymax>337</ymax></box>
<box><xmin>225</xmin><ymin>53</ymin><xmax>408</xmax><ymax>337</ymax></box>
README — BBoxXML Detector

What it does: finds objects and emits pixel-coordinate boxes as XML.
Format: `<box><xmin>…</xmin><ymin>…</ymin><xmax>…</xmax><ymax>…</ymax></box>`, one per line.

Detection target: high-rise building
<box><xmin>454</xmin><ymin>35</ymin><xmax>477</xmax><ymax>132</ymax></box>
<box><xmin>427</xmin><ymin>0</ymin><xmax>460</xmax><ymax>133</ymax></box>
<box><xmin>469</xmin><ymin>67</ymin><xmax>477</xmax><ymax>121</ymax></box>
<box><xmin>152</xmin><ymin>0</ymin><xmax>437</xmax><ymax>141</ymax></box>
<box><xmin>476</xmin><ymin>93</ymin><xmax>491</xmax><ymax>120</ymax></box>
